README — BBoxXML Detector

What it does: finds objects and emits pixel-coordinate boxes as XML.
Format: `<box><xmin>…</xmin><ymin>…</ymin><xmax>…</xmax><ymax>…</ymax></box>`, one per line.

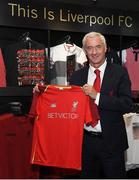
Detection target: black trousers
<box><xmin>80</xmin><ymin>131</ymin><xmax>127</xmax><ymax>179</ymax></box>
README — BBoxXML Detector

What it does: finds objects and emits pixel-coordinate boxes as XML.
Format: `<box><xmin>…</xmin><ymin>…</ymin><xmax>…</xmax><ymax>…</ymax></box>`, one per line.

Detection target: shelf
<box><xmin>0</xmin><ymin>87</ymin><xmax>33</xmax><ymax>97</ymax></box>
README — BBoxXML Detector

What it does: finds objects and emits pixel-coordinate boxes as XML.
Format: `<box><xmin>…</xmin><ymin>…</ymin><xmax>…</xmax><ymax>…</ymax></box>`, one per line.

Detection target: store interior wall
<box><xmin>0</xmin><ymin>21</ymin><xmax>139</xmax><ymax>113</ymax></box>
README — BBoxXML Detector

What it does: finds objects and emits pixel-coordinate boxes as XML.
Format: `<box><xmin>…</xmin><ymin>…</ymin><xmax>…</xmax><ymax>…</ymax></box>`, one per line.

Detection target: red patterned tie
<box><xmin>94</xmin><ymin>69</ymin><xmax>101</xmax><ymax>92</ymax></box>
<box><xmin>90</xmin><ymin>69</ymin><xmax>101</xmax><ymax>127</ymax></box>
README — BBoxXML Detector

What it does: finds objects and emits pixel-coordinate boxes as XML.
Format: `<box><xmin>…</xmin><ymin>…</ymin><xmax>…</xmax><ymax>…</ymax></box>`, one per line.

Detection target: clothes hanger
<box><xmin>21</xmin><ymin>32</ymin><xmax>32</xmax><ymax>42</ymax></box>
<box><xmin>64</xmin><ymin>35</ymin><xmax>73</xmax><ymax>44</ymax></box>
<box><xmin>130</xmin><ymin>40</ymin><xmax>138</xmax><ymax>50</ymax></box>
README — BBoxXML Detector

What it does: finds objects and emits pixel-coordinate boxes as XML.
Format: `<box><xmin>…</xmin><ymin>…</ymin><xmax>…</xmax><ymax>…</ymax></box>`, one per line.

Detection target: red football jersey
<box><xmin>0</xmin><ymin>114</ymin><xmax>39</xmax><ymax>179</ymax></box>
<box><xmin>31</xmin><ymin>85</ymin><xmax>96</xmax><ymax>170</ymax></box>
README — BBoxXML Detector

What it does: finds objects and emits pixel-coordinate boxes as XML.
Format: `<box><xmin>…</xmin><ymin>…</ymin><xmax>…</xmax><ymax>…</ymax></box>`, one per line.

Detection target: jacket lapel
<box><xmin>101</xmin><ymin>63</ymin><xmax>114</xmax><ymax>93</ymax></box>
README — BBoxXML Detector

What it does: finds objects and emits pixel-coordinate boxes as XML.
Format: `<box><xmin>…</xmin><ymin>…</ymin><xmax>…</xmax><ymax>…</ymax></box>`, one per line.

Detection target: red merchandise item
<box><xmin>0</xmin><ymin>114</ymin><xmax>39</xmax><ymax>179</ymax></box>
<box><xmin>31</xmin><ymin>85</ymin><xmax>97</xmax><ymax>170</ymax></box>
<box><xmin>0</xmin><ymin>48</ymin><xmax>6</xmax><ymax>87</ymax></box>
<box><xmin>124</xmin><ymin>48</ymin><xmax>139</xmax><ymax>91</ymax></box>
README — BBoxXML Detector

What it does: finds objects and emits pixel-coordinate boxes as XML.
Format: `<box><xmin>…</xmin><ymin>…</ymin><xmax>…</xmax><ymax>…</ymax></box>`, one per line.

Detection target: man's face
<box><xmin>84</xmin><ymin>36</ymin><xmax>107</xmax><ymax>68</ymax></box>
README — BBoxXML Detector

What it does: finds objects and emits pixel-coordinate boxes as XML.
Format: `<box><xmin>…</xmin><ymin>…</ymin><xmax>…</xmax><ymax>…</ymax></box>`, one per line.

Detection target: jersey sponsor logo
<box><xmin>47</xmin><ymin>112</ymin><xmax>79</xmax><ymax>120</ymax></box>
<box><xmin>48</xmin><ymin>100</ymin><xmax>79</xmax><ymax>119</ymax></box>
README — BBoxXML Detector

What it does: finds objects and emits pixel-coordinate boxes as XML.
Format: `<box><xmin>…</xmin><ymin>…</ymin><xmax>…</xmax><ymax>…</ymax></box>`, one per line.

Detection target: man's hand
<box><xmin>33</xmin><ymin>83</ymin><xmax>46</xmax><ymax>93</ymax></box>
<box><xmin>82</xmin><ymin>84</ymin><xmax>98</xmax><ymax>99</ymax></box>
<box><xmin>33</xmin><ymin>84</ymin><xmax>40</xmax><ymax>93</ymax></box>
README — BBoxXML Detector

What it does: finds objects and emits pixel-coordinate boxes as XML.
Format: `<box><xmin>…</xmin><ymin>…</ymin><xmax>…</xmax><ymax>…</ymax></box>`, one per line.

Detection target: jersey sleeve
<box><xmin>85</xmin><ymin>97</ymin><xmax>100</xmax><ymax>127</ymax></box>
<box><xmin>29</xmin><ymin>93</ymin><xmax>40</xmax><ymax>117</ymax></box>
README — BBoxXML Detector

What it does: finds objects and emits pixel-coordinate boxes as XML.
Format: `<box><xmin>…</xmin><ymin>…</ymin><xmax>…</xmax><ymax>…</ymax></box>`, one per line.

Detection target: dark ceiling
<box><xmin>48</xmin><ymin>0</ymin><xmax>139</xmax><ymax>12</ymax></box>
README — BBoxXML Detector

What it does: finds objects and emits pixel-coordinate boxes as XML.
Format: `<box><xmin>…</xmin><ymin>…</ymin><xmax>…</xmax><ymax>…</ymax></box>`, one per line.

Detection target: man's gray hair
<box><xmin>82</xmin><ymin>32</ymin><xmax>106</xmax><ymax>48</ymax></box>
